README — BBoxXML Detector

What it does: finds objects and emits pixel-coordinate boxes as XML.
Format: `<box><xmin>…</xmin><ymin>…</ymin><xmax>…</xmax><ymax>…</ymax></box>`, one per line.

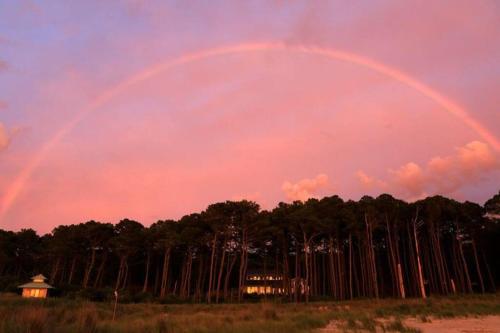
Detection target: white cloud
<box><xmin>282</xmin><ymin>173</ymin><xmax>329</xmax><ymax>201</ymax></box>
<box><xmin>357</xmin><ymin>141</ymin><xmax>499</xmax><ymax>200</ymax></box>
<box><xmin>390</xmin><ymin>162</ymin><xmax>425</xmax><ymax>198</ymax></box>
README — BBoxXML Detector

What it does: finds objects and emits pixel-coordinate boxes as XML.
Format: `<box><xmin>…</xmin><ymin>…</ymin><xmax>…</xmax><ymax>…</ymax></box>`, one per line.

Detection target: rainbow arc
<box><xmin>1</xmin><ymin>42</ymin><xmax>498</xmax><ymax>221</ymax></box>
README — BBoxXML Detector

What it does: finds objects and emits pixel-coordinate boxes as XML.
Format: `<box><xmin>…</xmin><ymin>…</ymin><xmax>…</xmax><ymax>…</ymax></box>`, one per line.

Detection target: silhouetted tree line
<box><xmin>1</xmin><ymin>192</ymin><xmax>499</xmax><ymax>303</ymax></box>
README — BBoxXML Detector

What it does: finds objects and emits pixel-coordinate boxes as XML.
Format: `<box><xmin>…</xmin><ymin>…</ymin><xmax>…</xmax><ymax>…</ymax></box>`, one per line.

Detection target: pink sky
<box><xmin>0</xmin><ymin>1</ymin><xmax>499</xmax><ymax>233</ymax></box>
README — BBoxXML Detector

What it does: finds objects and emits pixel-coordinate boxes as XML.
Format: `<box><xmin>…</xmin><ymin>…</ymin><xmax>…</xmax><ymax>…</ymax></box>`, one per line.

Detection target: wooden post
<box><xmin>450</xmin><ymin>278</ymin><xmax>456</xmax><ymax>294</ymax></box>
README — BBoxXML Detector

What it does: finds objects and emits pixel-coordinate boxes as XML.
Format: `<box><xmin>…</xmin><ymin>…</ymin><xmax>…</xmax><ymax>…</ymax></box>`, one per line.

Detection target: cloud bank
<box><xmin>358</xmin><ymin>141</ymin><xmax>499</xmax><ymax>200</ymax></box>
<box><xmin>282</xmin><ymin>173</ymin><xmax>329</xmax><ymax>201</ymax></box>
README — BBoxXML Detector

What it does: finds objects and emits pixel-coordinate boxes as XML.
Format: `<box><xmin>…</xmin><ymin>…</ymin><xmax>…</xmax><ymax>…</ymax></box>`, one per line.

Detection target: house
<box><xmin>244</xmin><ymin>270</ymin><xmax>284</xmax><ymax>295</ymax></box>
<box><xmin>18</xmin><ymin>274</ymin><xmax>54</xmax><ymax>298</ymax></box>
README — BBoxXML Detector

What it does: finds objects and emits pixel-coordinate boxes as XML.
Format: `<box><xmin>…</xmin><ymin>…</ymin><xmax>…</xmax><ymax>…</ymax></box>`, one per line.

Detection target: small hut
<box><xmin>18</xmin><ymin>274</ymin><xmax>53</xmax><ymax>298</ymax></box>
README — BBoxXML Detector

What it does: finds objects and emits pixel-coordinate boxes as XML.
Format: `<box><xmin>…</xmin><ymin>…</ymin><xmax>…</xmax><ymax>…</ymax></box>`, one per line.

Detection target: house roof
<box><xmin>18</xmin><ymin>281</ymin><xmax>54</xmax><ymax>289</ymax></box>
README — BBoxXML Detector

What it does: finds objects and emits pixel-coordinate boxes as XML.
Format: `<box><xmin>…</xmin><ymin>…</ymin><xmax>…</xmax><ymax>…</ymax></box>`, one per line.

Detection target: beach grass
<box><xmin>0</xmin><ymin>293</ymin><xmax>498</xmax><ymax>333</ymax></box>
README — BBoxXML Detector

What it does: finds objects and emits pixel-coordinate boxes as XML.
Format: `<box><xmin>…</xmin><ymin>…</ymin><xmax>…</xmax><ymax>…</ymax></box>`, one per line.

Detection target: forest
<box><xmin>1</xmin><ymin>192</ymin><xmax>499</xmax><ymax>303</ymax></box>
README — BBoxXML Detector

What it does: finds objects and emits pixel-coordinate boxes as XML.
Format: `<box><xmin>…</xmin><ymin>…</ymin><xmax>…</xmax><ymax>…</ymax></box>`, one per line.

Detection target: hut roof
<box><xmin>18</xmin><ymin>274</ymin><xmax>53</xmax><ymax>289</ymax></box>
<box><xmin>31</xmin><ymin>274</ymin><xmax>48</xmax><ymax>281</ymax></box>
<box><xmin>18</xmin><ymin>281</ymin><xmax>54</xmax><ymax>289</ymax></box>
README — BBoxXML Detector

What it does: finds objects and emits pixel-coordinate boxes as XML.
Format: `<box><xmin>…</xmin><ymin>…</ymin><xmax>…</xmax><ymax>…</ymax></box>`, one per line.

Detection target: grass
<box><xmin>0</xmin><ymin>293</ymin><xmax>498</xmax><ymax>333</ymax></box>
<box><xmin>380</xmin><ymin>318</ymin><xmax>421</xmax><ymax>333</ymax></box>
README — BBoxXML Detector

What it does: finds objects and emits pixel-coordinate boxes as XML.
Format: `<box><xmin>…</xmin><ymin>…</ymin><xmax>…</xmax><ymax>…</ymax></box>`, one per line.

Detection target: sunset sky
<box><xmin>0</xmin><ymin>0</ymin><xmax>499</xmax><ymax>233</ymax></box>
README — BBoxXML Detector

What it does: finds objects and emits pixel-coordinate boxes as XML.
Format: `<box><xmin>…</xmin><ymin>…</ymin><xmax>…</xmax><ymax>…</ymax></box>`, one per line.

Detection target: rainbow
<box><xmin>1</xmin><ymin>42</ymin><xmax>498</xmax><ymax>221</ymax></box>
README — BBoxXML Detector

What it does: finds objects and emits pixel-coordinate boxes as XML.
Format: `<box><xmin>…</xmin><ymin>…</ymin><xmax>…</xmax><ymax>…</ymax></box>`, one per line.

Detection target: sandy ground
<box><xmin>320</xmin><ymin>315</ymin><xmax>500</xmax><ymax>332</ymax></box>
<box><xmin>403</xmin><ymin>316</ymin><xmax>500</xmax><ymax>333</ymax></box>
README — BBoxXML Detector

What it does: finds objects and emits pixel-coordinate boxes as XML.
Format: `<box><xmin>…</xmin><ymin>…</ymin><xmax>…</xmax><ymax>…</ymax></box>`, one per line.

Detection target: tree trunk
<box><xmin>93</xmin><ymin>251</ymin><xmax>108</xmax><ymax>288</ymax></box>
<box><xmin>358</xmin><ymin>242</ymin><xmax>367</xmax><ymax>297</ymax></box>
<box><xmin>348</xmin><ymin>233</ymin><xmax>353</xmax><ymax>300</ymax></box>
<box><xmin>68</xmin><ymin>257</ymin><xmax>77</xmax><ymax>285</ymax></box>
<box><xmin>184</xmin><ymin>251</ymin><xmax>193</xmax><ymax>299</ymax></box>
<box><xmin>406</xmin><ymin>222</ymin><xmax>419</xmax><ymax>297</ymax></box>
<box><xmin>179</xmin><ymin>256</ymin><xmax>188</xmax><ymax>298</ymax></box>
<box><xmin>353</xmin><ymin>244</ymin><xmax>361</xmax><ymax>298</ymax></box>
<box><xmin>452</xmin><ymin>239</ymin><xmax>465</xmax><ymax>292</ymax></box>
<box><xmin>195</xmin><ymin>255</ymin><xmax>204</xmax><ymax>302</ymax></box>
<box><xmin>336</xmin><ymin>238</ymin><xmax>344</xmax><ymax>300</ymax></box>
<box><xmin>386</xmin><ymin>218</ymin><xmax>398</xmax><ymax>297</ymax></box>
<box><xmin>295</xmin><ymin>243</ymin><xmax>300</xmax><ymax>303</ymax></box>
<box><xmin>471</xmin><ymin>239</ymin><xmax>485</xmax><ymax>294</ymax></box>
<box><xmin>365</xmin><ymin>213</ymin><xmax>378</xmax><ymax>298</ymax></box>
<box><xmin>154</xmin><ymin>260</ymin><xmax>160</xmax><ymax>295</ymax></box>
<box><xmin>413</xmin><ymin>217</ymin><xmax>426</xmax><ymax>298</ymax></box>
<box><xmin>458</xmin><ymin>239</ymin><xmax>473</xmax><ymax>293</ymax></box>
<box><xmin>282</xmin><ymin>237</ymin><xmax>290</xmax><ymax>298</ymax></box>
<box><xmin>328</xmin><ymin>236</ymin><xmax>337</xmax><ymax>299</ymax></box>
<box><xmin>238</xmin><ymin>228</ymin><xmax>247</xmax><ymax>302</ymax></box>
<box><xmin>215</xmin><ymin>235</ymin><xmax>227</xmax><ymax>303</ymax></box>
<box><xmin>50</xmin><ymin>257</ymin><xmax>61</xmax><ymax>284</ymax></box>
<box><xmin>160</xmin><ymin>248</ymin><xmax>171</xmax><ymax>297</ymax></box>
<box><xmin>142</xmin><ymin>250</ymin><xmax>151</xmax><ymax>293</ymax></box>
<box><xmin>480</xmin><ymin>250</ymin><xmax>495</xmax><ymax>293</ymax></box>
<box><xmin>207</xmin><ymin>232</ymin><xmax>218</xmax><ymax>303</ymax></box>
<box><xmin>224</xmin><ymin>254</ymin><xmax>237</xmax><ymax>300</ymax></box>
<box><xmin>115</xmin><ymin>256</ymin><xmax>126</xmax><ymax>290</ymax></box>
<box><xmin>303</xmin><ymin>232</ymin><xmax>310</xmax><ymax>303</ymax></box>
<box><xmin>83</xmin><ymin>248</ymin><xmax>96</xmax><ymax>288</ymax></box>
<box><xmin>121</xmin><ymin>260</ymin><xmax>129</xmax><ymax>290</ymax></box>
<box><xmin>58</xmin><ymin>258</ymin><xmax>67</xmax><ymax>285</ymax></box>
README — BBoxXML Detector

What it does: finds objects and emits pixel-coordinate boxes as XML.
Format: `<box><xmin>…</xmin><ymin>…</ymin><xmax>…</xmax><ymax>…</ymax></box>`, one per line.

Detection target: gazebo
<box><xmin>18</xmin><ymin>274</ymin><xmax>54</xmax><ymax>298</ymax></box>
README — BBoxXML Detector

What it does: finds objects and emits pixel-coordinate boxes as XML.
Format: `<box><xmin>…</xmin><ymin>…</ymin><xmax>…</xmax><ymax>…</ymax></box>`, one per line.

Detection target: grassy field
<box><xmin>0</xmin><ymin>293</ymin><xmax>499</xmax><ymax>333</ymax></box>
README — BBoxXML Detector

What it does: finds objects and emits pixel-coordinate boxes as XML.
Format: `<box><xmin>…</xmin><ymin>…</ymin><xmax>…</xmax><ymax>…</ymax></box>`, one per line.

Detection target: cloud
<box><xmin>357</xmin><ymin>141</ymin><xmax>499</xmax><ymax>200</ymax></box>
<box><xmin>390</xmin><ymin>162</ymin><xmax>426</xmax><ymax>197</ymax></box>
<box><xmin>356</xmin><ymin>170</ymin><xmax>387</xmax><ymax>189</ymax></box>
<box><xmin>457</xmin><ymin>141</ymin><xmax>497</xmax><ymax>174</ymax></box>
<box><xmin>282</xmin><ymin>173</ymin><xmax>329</xmax><ymax>201</ymax></box>
<box><xmin>0</xmin><ymin>60</ymin><xmax>7</xmax><ymax>71</ymax></box>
